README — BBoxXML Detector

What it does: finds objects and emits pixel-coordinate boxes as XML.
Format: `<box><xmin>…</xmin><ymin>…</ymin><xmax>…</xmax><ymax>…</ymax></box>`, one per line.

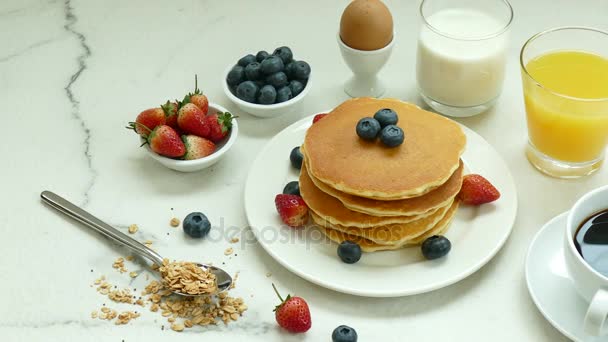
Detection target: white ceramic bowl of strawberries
<box><xmin>129</xmin><ymin>81</ymin><xmax>238</xmax><ymax>173</ymax></box>
<box><xmin>143</xmin><ymin>103</ymin><xmax>237</xmax><ymax>172</ymax></box>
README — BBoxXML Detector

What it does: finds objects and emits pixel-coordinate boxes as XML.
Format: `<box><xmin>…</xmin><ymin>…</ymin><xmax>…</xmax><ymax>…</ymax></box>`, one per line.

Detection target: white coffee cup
<box><xmin>564</xmin><ymin>185</ymin><xmax>608</xmax><ymax>336</ymax></box>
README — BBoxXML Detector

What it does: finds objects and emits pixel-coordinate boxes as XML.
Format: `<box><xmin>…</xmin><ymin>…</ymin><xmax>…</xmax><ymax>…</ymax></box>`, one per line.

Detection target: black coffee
<box><xmin>574</xmin><ymin>210</ymin><xmax>608</xmax><ymax>277</ymax></box>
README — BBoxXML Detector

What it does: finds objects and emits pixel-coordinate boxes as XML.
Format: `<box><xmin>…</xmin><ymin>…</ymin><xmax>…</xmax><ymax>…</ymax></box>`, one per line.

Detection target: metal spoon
<box><xmin>40</xmin><ymin>191</ymin><xmax>232</xmax><ymax>296</ymax></box>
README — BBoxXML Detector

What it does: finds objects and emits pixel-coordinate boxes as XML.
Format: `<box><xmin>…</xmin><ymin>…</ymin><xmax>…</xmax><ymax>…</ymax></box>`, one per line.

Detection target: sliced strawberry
<box><xmin>312</xmin><ymin>113</ymin><xmax>327</xmax><ymax>124</ymax></box>
<box><xmin>459</xmin><ymin>174</ymin><xmax>500</xmax><ymax>205</ymax></box>
<box><xmin>177</xmin><ymin>103</ymin><xmax>209</xmax><ymax>137</ymax></box>
<box><xmin>128</xmin><ymin>108</ymin><xmax>166</xmax><ymax>137</ymax></box>
<box><xmin>272</xmin><ymin>284</ymin><xmax>311</xmax><ymax>333</ymax></box>
<box><xmin>147</xmin><ymin>125</ymin><xmax>185</xmax><ymax>158</ymax></box>
<box><xmin>182</xmin><ymin>135</ymin><xmax>215</xmax><ymax>160</ymax></box>
<box><xmin>275</xmin><ymin>194</ymin><xmax>308</xmax><ymax>227</ymax></box>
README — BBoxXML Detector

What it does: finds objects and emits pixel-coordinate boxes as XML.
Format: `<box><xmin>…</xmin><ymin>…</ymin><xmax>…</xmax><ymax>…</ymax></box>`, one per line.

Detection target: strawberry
<box><xmin>312</xmin><ymin>113</ymin><xmax>327</xmax><ymax>124</ymax></box>
<box><xmin>181</xmin><ymin>75</ymin><xmax>209</xmax><ymax>115</ymax></box>
<box><xmin>146</xmin><ymin>125</ymin><xmax>185</xmax><ymax>158</ymax></box>
<box><xmin>182</xmin><ymin>135</ymin><xmax>215</xmax><ymax>160</ymax></box>
<box><xmin>272</xmin><ymin>284</ymin><xmax>311</xmax><ymax>333</ymax></box>
<box><xmin>177</xmin><ymin>103</ymin><xmax>210</xmax><ymax>137</ymax></box>
<box><xmin>128</xmin><ymin>108</ymin><xmax>166</xmax><ymax>137</ymax></box>
<box><xmin>161</xmin><ymin>101</ymin><xmax>179</xmax><ymax>128</ymax></box>
<box><xmin>459</xmin><ymin>174</ymin><xmax>501</xmax><ymax>205</ymax></box>
<box><xmin>275</xmin><ymin>194</ymin><xmax>308</xmax><ymax>227</ymax></box>
<box><xmin>205</xmin><ymin>112</ymin><xmax>234</xmax><ymax>143</ymax></box>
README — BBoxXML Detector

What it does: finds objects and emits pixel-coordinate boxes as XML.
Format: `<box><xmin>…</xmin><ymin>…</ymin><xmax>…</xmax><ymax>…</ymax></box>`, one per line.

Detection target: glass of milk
<box><xmin>416</xmin><ymin>0</ymin><xmax>513</xmax><ymax>117</ymax></box>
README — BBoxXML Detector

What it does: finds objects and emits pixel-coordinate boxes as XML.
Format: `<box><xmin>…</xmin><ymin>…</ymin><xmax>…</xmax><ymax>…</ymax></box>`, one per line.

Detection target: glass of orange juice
<box><xmin>520</xmin><ymin>27</ymin><xmax>608</xmax><ymax>178</ymax></box>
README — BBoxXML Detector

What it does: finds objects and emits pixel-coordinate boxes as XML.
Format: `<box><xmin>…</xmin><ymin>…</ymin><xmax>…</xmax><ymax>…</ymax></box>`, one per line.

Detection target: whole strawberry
<box><xmin>182</xmin><ymin>75</ymin><xmax>209</xmax><ymax>115</ymax></box>
<box><xmin>275</xmin><ymin>194</ymin><xmax>308</xmax><ymax>227</ymax></box>
<box><xmin>182</xmin><ymin>135</ymin><xmax>216</xmax><ymax>160</ymax></box>
<box><xmin>272</xmin><ymin>284</ymin><xmax>311</xmax><ymax>333</ymax></box>
<box><xmin>205</xmin><ymin>112</ymin><xmax>234</xmax><ymax>143</ymax></box>
<box><xmin>177</xmin><ymin>103</ymin><xmax>210</xmax><ymax>137</ymax></box>
<box><xmin>146</xmin><ymin>125</ymin><xmax>185</xmax><ymax>158</ymax></box>
<box><xmin>459</xmin><ymin>174</ymin><xmax>500</xmax><ymax>205</ymax></box>
<box><xmin>128</xmin><ymin>108</ymin><xmax>166</xmax><ymax>137</ymax></box>
<box><xmin>161</xmin><ymin>101</ymin><xmax>179</xmax><ymax>128</ymax></box>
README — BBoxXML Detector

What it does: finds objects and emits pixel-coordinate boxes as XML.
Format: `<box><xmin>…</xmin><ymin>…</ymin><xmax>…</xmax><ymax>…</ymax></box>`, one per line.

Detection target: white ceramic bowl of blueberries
<box><xmin>223</xmin><ymin>46</ymin><xmax>312</xmax><ymax>118</ymax></box>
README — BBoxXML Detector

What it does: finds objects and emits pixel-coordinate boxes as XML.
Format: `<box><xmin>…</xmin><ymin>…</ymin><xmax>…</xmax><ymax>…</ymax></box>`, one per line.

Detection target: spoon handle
<box><xmin>40</xmin><ymin>191</ymin><xmax>165</xmax><ymax>266</ymax></box>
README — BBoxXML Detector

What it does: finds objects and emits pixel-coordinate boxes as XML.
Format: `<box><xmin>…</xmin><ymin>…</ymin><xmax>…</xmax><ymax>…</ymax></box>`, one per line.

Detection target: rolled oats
<box><xmin>170</xmin><ymin>218</ymin><xmax>180</xmax><ymax>227</ymax></box>
<box><xmin>128</xmin><ymin>224</ymin><xmax>138</xmax><ymax>234</ymax></box>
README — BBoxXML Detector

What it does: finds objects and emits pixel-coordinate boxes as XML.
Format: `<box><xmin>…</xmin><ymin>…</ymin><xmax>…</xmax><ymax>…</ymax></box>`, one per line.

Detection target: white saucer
<box><xmin>525</xmin><ymin>212</ymin><xmax>607</xmax><ymax>342</ymax></box>
<box><xmin>245</xmin><ymin>114</ymin><xmax>517</xmax><ymax>297</ymax></box>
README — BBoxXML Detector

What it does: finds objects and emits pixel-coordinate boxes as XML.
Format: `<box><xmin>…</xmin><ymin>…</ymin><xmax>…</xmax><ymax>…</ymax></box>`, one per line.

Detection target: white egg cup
<box><xmin>337</xmin><ymin>32</ymin><xmax>395</xmax><ymax>98</ymax></box>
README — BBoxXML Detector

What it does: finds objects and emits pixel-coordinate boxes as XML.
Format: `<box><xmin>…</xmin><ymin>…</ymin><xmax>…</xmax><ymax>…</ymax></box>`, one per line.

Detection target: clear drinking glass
<box><xmin>416</xmin><ymin>0</ymin><xmax>513</xmax><ymax>117</ymax></box>
<box><xmin>520</xmin><ymin>27</ymin><xmax>608</xmax><ymax>178</ymax></box>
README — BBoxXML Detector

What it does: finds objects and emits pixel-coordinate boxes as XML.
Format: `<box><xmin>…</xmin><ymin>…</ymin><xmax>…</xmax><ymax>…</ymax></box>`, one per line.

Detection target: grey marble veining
<box><xmin>62</xmin><ymin>0</ymin><xmax>96</xmax><ymax>207</ymax></box>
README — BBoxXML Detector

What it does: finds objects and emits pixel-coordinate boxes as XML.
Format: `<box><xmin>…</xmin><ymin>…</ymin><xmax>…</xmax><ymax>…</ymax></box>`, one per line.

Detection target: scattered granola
<box><xmin>128</xmin><ymin>224</ymin><xmax>138</xmax><ymax>234</ymax></box>
<box><xmin>159</xmin><ymin>259</ymin><xmax>217</xmax><ymax>296</ymax></box>
<box><xmin>115</xmin><ymin>311</ymin><xmax>140</xmax><ymax>325</ymax></box>
<box><xmin>224</xmin><ymin>248</ymin><xmax>234</xmax><ymax>256</ymax></box>
<box><xmin>230</xmin><ymin>237</ymin><xmax>240</xmax><ymax>243</ymax></box>
<box><xmin>170</xmin><ymin>218</ymin><xmax>180</xmax><ymax>227</ymax></box>
<box><xmin>112</xmin><ymin>257</ymin><xmax>128</xmax><ymax>273</ymax></box>
<box><xmin>129</xmin><ymin>272</ymin><xmax>138</xmax><ymax>278</ymax></box>
<box><xmin>108</xmin><ymin>288</ymin><xmax>134</xmax><ymax>304</ymax></box>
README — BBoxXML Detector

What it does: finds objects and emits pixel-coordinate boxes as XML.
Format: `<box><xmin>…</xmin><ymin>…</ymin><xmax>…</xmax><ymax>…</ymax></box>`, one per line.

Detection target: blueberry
<box><xmin>260</xmin><ymin>55</ymin><xmax>284</xmax><ymax>75</ymax></box>
<box><xmin>282</xmin><ymin>181</ymin><xmax>300</xmax><ymax>196</ymax></box>
<box><xmin>237</xmin><ymin>54</ymin><xmax>256</xmax><ymax>67</ymax></box>
<box><xmin>337</xmin><ymin>241</ymin><xmax>362</xmax><ymax>264</ymax></box>
<box><xmin>332</xmin><ymin>325</ymin><xmax>358</xmax><ymax>342</ymax></box>
<box><xmin>293</xmin><ymin>60</ymin><xmax>311</xmax><ymax>80</ymax></box>
<box><xmin>226</xmin><ymin>65</ymin><xmax>245</xmax><ymax>87</ymax></box>
<box><xmin>256</xmin><ymin>50</ymin><xmax>270</xmax><ymax>62</ymax></box>
<box><xmin>373</xmin><ymin>108</ymin><xmax>398</xmax><ymax>127</ymax></box>
<box><xmin>254</xmin><ymin>80</ymin><xmax>265</xmax><ymax>89</ymax></box>
<box><xmin>236</xmin><ymin>81</ymin><xmax>259</xmax><ymax>103</ymax></box>
<box><xmin>284</xmin><ymin>62</ymin><xmax>295</xmax><ymax>78</ymax></box>
<box><xmin>289</xmin><ymin>80</ymin><xmax>305</xmax><ymax>97</ymax></box>
<box><xmin>290</xmin><ymin>146</ymin><xmax>303</xmax><ymax>169</ymax></box>
<box><xmin>356</xmin><ymin>117</ymin><xmax>381</xmax><ymax>141</ymax></box>
<box><xmin>257</xmin><ymin>85</ymin><xmax>277</xmax><ymax>105</ymax></box>
<box><xmin>421</xmin><ymin>235</ymin><xmax>451</xmax><ymax>260</ymax></box>
<box><xmin>380</xmin><ymin>125</ymin><xmax>404</xmax><ymax>147</ymax></box>
<box><xmin>273</xmin><ymin>46</ymin><xmax>293</xmax><ymax>64</ymax></box>
<box><xmin>266</xmin><ymin>72</ymin><xmax>288</xmax><ymax>88</ymax></box>
<box><xmin>245</xmin><ymin>62</ymin><xmax>262</xmax><ymax>81</ymax></box>
<box><xmin>183</xmin><ymin>212</ymin><xmax>211</xmax><ymax>238</ymax></box>
<box><xmin>276</xmin><ymin>86</ymin><xmax>293</xmax><ymax>103</ymax></box>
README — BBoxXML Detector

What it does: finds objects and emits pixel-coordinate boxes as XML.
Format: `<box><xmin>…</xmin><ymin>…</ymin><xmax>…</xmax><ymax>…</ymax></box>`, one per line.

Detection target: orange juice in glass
<box><xmin>520</xmin><ymin>27</ymin><xmax>608</xmax><ymax>178</ymax></box>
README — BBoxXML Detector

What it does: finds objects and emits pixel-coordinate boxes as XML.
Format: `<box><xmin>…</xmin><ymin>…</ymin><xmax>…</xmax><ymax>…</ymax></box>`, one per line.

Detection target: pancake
<box><xmin>299</xmin><ymin>160</ymin><xmax>437</xmax><ymax>228</ymax></box>
<box><xmin>319</xmin><ymin>201</ymin><xmax>459</xmax><ymax>252</ymax></box>
<box><xmin>307</xmin><ymin>160</ymin><xmax>464</xmax><ymax>216</ymax></box>
<box><xmin>310</xmin><ymin>199</ymin><xmax>455</xmax><ymax>245</ymax></box>
<box><xmin>303</xmin><ymin>98</ymin><xmax>466</xmax><ymax>200</ymax></box>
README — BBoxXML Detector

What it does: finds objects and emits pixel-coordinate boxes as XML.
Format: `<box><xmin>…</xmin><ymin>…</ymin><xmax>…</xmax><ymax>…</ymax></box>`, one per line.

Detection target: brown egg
<box><xmin>340</xmin><ymin>0</ymin><xmax>394</xmax><ymax>51</ymax></box>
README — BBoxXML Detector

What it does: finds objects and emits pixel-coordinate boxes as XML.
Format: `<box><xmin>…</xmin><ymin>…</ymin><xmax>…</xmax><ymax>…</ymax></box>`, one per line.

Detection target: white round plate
<box><xmin>245</xmin><ymin>114</ymin><xmax>517</xmax><ymax>297</ymax></box>
<box><xmin>526</xmin><ymin>212</ymin><xmax>605</xmax><ymax>342</ymax></box>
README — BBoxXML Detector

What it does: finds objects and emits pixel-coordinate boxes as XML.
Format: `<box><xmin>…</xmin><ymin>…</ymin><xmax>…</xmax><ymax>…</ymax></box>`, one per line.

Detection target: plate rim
<box><xmin>245</xmin><ymin>113</ymin><xmax>518</xmax><ymax>297</ymax></box>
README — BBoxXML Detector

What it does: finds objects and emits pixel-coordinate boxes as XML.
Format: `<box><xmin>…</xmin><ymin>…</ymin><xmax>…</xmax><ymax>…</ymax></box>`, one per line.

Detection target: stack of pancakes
<box><xmin>300</xmin><ymin>98</ymin><xmax>466</xmax><ymax>252</ymax></box>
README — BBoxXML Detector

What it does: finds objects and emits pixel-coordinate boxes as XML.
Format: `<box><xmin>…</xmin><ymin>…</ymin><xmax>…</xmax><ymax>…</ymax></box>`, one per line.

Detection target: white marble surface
<box><xmin>1</xmin><ymin>0</ymin><xmax>608</xmax><ymax>341</ymax></box>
